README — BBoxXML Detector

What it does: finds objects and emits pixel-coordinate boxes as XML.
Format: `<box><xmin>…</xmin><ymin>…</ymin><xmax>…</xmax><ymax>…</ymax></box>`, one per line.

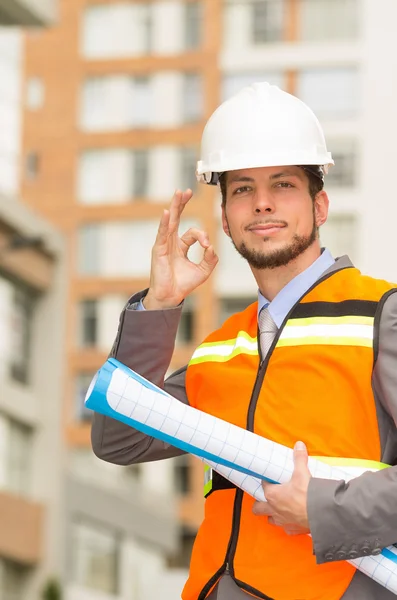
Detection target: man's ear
<box><xmin>314</xmin><ymin>190</ymin><xmax>329</xmax><ymax>227</ymax></box>
<box><xmin>221</xmin><ymin>205</ymin><xmax>231</xmax><ymax>237</ymax></box>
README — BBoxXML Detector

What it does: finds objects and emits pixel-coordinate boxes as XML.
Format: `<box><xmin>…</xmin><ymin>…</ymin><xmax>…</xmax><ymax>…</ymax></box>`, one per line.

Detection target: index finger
<box><xmin>169</xmin><ymin>189</ymin><xmax>193</xmax><ymax>231</ymax></box>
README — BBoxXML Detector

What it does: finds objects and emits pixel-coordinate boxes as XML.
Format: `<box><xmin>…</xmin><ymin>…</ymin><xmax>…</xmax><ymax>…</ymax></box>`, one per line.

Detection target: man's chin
<box><xmin>235</xmin><ymin>235</ymin><xmax>317</xmax><ymax>270</ymax></box>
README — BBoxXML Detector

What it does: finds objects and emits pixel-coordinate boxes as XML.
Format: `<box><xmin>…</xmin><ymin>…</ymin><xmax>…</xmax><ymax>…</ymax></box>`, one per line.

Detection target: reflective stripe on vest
<box><xmin>204</xmin><ymin>464</ymin><xmax>212</xmax><ymax>497</ymax></box>
<box><xmin>190</xmin><ymin>316</ymin><xmax>374</xmax><ymax>366</ymax></box>
<box><xmin>189</xmin><ymin>331</ymin><xmax>257</xmax><ymax>366</ymax></box>
<box><xmin>278</xmin><ymin>315</ymin><xmax>374</xmax><ymax>348</ymax></box>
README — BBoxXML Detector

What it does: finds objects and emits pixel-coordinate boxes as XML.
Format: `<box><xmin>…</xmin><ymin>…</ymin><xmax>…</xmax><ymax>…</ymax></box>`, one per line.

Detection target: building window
<box><xmin>184</xmin><ymin>2</ymin><xmax>202</xmax><ymax>50</ymax></box>
<box><xmin>79</xmin><ymin>219</ymin><xmax>193</xmax><ymax>278</ymax></box>
<box><xmin>299</xmin><ymin>0</ymin><xmax>359</xmax><ymax>42</ymax></box>
<box><xmin>176</xmin><ymin>296</ymin><xmax>194</xmax><ymax>345</ymax></box>
<box><xmin>182</xmin><ymin>73</ymin><xmax>203</xmax><ymax>123</ymax></box>
<box><xmin>133</xmin><ymin>149</ymin><xmax>149</xmax><ymax>197</ymax></box>
<box><xmin>76</xmin><ymin>373</ymin><xmax>96</xmax><ymax>421</ymax></box>
<box><xmin>180</xmin><ymin>147</ymin><xmax>198</xmax><ymax>191</ymax></box>
<box><xmin>82</xmin><ymin>3</ymin><xmax>151</xmax><ymax>59</ymax></box>
<box><xmin>326</xmin><ymin>140</ymin><xmax>357</xmax><ymax>187</ymax></box>
<box><xmin>222</xmin><ymin>72</ymin><xmax>284</xmax><ymax>101</ymax></box>
<box><xmin>320</xmin><ymin>214</ymin><xmax>357</xmax><ymax>262</ymax></box>
<box><xmin>82</xmin><ymin>72</ymin><xmax>206</xmax><ymax>131</ymax></box>
<box><xmin>223</xmin><ymin>0</ymin><xmax>285</xmax><ymax>49</ymax></box>
<box><xmin>7</xmin><ymin>420</ymin><xmax>32</xmax><ymax>496</ymax></box>
<box><xmin>9</xmin><ymin>285</ymin><xmax>34</xmax><ymax>385</ymax></box>
<box><xmin>81</xmin><ymin>76</ymin><xmax>152</xmax><ymax>132</ymax></box>
<box><xmin>25</xmin><ymin>152</ymin><xmax>39</xmax><ymax>180</ymax></box>
<box><xmin>132</xmin><ymin>77</ymin><xmax>151</xmax><ymax>128</ymax></box>
<box><xmin>219</xmin><ymin>297</ymin><xmax>257</xmax><ymax>326</ymax></box>
<box><xmin>26</xmin><ymin>77</ymin><xmax>45</xmax><ymax>110</ymax></box>
<box><xmin>168</xmin><ymin>527</ymin><xmax>196</xmax><ymax>568</ymax></box>
<box><xmin>0</xmin><ymin>277</ymin><xmax>12</xmax><ymax>380</ymax></box>
<box><xmin>0</xmin><ymin>414</ymin><xmax>33</xmax><ymax>497</ymax></box>
<box><xmin>79</xmin><ymin>300</ymin><xmax>98</xmax><ymax>347</ymax></box>
<box><xmin>0</xmin><ymin>559</ymin><xmax>29</xmax><ymax>600</ymax></box>
<box><xmin>252</xmin><ymin>0</ymin><xmax>285</xmax><ymax>44</ymax></box>
<box><xmin>78</xmin><ymin>224</ymin><xmax>100</xmax><ymax>275</ymax></box>
<box><xmin>296</xmin><ymin>67</ymin><xmax>359</xmax><ymax>119</ymax></box>
<box><xmin>124</xmin><ymin>464</ymin><xmax>141</xmax><ymax>482</ymax></box>
<box><xmin>78</xmin><ymin>149</ymin><xmax>150</xmax><ymax>204</ymax></box>
<box><xmin>71</xmin><ymin>520</ymin><xmax>119</xmax><ymax>594</ymax></box>
<box><xmin>173</xmin><ymin>455</ymin><xmax>190</xmax><ymax>495</ymax></box>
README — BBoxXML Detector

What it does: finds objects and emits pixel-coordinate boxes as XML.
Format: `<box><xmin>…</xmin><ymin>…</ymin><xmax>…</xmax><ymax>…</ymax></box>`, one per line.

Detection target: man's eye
<box><xmin>234</xmin><ymin>186</ymin><xmax>251</xmax><ymax>194</ymax></box>
<box><xmin>276</xmin><ymin>182</ymin><xmax>293</xmax><ymax>189</ymax></box>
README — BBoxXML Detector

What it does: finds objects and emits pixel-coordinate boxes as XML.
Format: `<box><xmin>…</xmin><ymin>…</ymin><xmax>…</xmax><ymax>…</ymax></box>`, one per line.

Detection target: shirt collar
<box><xmin>258</xmin><ymin>248</ymin><xmax>335</xmax><ymax>328</ymax></box>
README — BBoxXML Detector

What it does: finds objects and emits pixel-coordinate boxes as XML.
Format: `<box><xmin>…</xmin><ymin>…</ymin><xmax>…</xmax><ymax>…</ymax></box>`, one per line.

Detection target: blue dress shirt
<box><xmin>258</xmin><ymin>248</ymin><xmax>335</xmax><ymax>326</ymax></box>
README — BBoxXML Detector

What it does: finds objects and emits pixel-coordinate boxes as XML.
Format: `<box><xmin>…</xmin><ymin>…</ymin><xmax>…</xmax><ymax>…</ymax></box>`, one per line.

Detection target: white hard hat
<box><xmin>196</xmin><ymin>82</ymin><xmax>334</xmax><ymax>185</ymax></box>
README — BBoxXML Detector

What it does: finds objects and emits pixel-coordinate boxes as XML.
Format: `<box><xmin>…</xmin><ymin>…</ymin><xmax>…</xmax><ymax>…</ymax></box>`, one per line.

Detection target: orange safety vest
<box><xmin>183</xmin><ymin>266</ymin><xmax>396</xmax><ymax>600</ymax></box>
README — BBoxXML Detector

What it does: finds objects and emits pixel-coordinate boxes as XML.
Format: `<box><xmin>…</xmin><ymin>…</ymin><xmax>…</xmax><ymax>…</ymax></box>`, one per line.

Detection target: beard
<box><xmin>228</xmin><ymin>215</ymin><xmax>317</xmax><ymax>270</ymax></box>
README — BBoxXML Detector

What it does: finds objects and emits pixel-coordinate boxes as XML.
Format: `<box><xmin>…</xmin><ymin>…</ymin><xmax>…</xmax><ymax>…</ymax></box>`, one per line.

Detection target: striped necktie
<box><xmin>258</xmin><ymin>306</ymin><xmax>278</xmax><ymax>360</ymax></box>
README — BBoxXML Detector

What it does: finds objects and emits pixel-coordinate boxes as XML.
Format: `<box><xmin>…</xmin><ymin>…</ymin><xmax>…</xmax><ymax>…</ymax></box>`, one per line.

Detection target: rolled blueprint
<box><xmin>85</xmin><ymin>358</ymin><xmax>397</xmax><ymax>594</ymax></box>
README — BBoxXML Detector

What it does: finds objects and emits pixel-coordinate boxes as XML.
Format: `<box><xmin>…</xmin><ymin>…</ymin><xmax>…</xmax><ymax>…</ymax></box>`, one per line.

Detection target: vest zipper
<box><xmin>224</xmin><ymin>358</ymin><xmax>271</xmax><ymax>570</ymax></box>
<box><xmin>197</xmin><ymin>354</ymin><xmax>278</xmax><ymax>600</ymax></box>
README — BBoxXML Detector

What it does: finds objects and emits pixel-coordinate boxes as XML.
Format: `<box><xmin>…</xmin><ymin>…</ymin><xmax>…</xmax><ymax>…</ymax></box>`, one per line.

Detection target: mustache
<box><xmin>245</xmin><ymin>219</ymin><xmax>288</xmax><ymax>231</ymax></box>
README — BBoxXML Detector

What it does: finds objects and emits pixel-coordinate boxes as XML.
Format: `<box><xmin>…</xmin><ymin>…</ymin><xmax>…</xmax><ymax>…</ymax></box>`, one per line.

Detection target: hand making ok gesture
<box><xmin>143</xmin><ymin>189</ymin><xmax>218</xmax><ymax>310</ymax></box>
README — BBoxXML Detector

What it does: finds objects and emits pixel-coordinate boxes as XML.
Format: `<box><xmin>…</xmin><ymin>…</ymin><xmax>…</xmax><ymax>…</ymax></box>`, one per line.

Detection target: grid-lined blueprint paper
<box><xmin>85</xmin><ymin>358</ymin><xmax>397</xmax><ymax>594</ymax></box>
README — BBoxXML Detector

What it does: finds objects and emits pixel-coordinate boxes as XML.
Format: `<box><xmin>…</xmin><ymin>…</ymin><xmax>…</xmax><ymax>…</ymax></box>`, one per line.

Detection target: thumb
<box><xmin>293</xmin><ymin>441</ymin><xmax>309</xmax><ymax>471</ymax></box>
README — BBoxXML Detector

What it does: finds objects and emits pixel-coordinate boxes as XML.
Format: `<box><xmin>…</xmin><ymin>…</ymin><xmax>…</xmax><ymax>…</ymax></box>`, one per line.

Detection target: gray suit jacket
<box><xmin>91</xmin><ymin>257</ymin><xmax>397</xmax><ymax>599</ymax></box>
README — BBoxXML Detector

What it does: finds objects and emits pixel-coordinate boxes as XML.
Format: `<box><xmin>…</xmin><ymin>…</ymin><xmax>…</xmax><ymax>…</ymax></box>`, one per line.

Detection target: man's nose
<box><xmin>253</xmin><ymin>188</ymin><xmax>275</xmax><ymax>214</ymax></box>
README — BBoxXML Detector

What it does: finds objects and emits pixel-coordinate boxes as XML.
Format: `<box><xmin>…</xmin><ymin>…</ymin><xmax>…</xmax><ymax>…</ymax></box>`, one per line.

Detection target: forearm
<box><xmin>111</xmin><ymin>289</ymin><xmax>181</xmax><ymax>381</ymax></box>
<box><xmin>91</xmin><ymin>290</ymin><xmax>188</xmax><ymax>464</ymax></box>
<box><xmin>308</xmin><ymin>467</ymin><xmax>397</xmax><ymax>563</ymax></box>
<box><xmin>309</xmin><ymin>292</ymin><xmax>397</xmax><ymax>564</ymax></box>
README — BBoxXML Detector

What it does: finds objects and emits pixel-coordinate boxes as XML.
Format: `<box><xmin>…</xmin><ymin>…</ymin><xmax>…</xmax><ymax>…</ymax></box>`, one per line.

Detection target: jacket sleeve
<box><xmin>308</xmin><ymin>290</ymin><xmax>397</xmax><ymax>564</ymax></box>
<box><xmin>91</xmin><ymin>290</ymin><xmax>189</xmax><ymax>465</ymax></box>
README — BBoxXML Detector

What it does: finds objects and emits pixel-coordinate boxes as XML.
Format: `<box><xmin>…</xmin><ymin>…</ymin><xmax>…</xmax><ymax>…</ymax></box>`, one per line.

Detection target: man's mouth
<box><xmin>247</xmin><ymin>223</ymin><xmax>286</xmax><ymax>235</ymax></box>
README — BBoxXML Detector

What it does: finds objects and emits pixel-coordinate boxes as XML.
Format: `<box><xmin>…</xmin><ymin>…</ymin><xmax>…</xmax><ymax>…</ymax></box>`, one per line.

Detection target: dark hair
<box><xmin>219</xmin><ymin>166</ymin><xmax>324</xmax><ymax>206</ymax></box>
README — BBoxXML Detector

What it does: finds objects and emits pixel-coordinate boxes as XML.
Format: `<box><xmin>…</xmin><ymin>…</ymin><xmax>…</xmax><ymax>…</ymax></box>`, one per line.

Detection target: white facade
<box><xmin>358</xmin><ymin>0</ymin><xmax>397</xmax><ymax>281</ymax></box>
<box><xmin>217</xmin><ymin>0</ymin><xmax>397</xmax><ymax>292</ymax></box>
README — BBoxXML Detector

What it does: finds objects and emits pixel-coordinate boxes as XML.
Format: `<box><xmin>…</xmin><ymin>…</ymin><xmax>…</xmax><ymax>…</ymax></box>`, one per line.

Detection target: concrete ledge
<box><xmin>0</xmin><ymin>0</ymin><xmax>57</xmax><ymax>26</ymax></box>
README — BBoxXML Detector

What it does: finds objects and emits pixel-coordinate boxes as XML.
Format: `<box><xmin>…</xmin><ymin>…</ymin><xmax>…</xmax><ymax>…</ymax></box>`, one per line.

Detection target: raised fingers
<box><xmin>169</xmin><ymin>189</ymin><xmax>193</xmax><ymax>232</ymax></box>
<box><xmin>154</xmin><ymin>209</ymin><xmax>171</xmax><ymax>246</ymax></box>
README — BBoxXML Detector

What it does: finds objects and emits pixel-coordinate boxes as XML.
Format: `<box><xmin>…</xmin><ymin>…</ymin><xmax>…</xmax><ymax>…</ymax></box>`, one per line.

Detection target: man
<box><xmin>91</xmin><ymin>83</ymin><xmax>397</xmax><ymax>599</ymax></box>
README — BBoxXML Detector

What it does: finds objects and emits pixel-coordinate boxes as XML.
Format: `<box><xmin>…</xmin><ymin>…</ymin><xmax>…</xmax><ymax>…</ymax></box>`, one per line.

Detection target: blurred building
<box><xmin>21</xmin><ymin>2</ymin><xmax>218</xmax><ymax>597</ymax></box>
<box><xmin>2</xmin><ymin>2</ymin><xmax>178</xmax><ymax>600</ymax></box>
<box><xmin>0</xmin><ymin>3</ymin><xmax>64</xmax><ymax>600</ymax></box>
<box><xmin>0</xmin><ymin>198</ymin><xmax>65</xmax><ymax>600</ymax></box>
<box><xmin>19</xmin><ymin>0</ymin><xmax>397</xmax><ymax>597</ymax></box>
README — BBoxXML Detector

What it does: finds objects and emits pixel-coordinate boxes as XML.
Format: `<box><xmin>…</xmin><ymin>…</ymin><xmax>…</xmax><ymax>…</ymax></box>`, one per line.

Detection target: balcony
<box><xmin>0</xmin><ymin>490</ymin><xmax>44</xmax><ymax>564</ymax></box>
<box><xmin>0</xmin><ymin>0</ymin><xmax>57</xmax><ymax>26</ymax></box>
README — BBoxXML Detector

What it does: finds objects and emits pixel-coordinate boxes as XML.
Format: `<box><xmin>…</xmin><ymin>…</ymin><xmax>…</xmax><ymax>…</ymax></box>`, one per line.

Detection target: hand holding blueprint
<box><xmin>85</xmin><ymin>358</ymin><xmax>397</xmax><ymax>594</ymax></box>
